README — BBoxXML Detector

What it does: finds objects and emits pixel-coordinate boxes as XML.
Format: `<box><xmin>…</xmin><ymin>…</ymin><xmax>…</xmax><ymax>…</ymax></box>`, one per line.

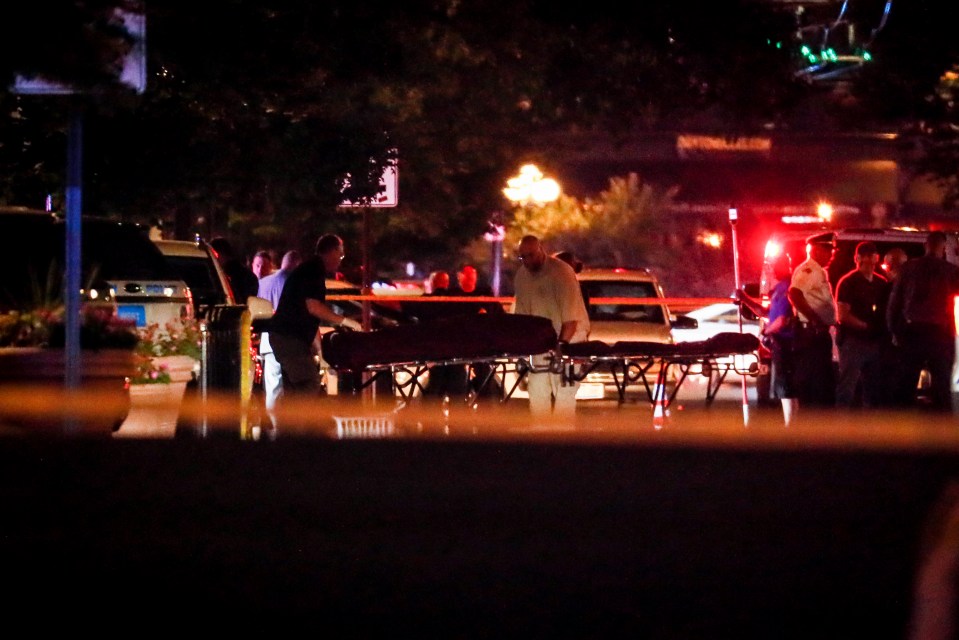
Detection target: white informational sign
<box><xmin>339</xmin><ymin>161</ymin><xmax>399</xmax><ymax>208</ymax></box>
<box><xmin>13</xmin><ymin>8</ymin><xmax>146</xmax><ymax>95</ymax></box>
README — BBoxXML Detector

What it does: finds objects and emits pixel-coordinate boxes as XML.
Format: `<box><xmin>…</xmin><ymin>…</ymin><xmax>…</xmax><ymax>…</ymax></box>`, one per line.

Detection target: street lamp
<box><xmin>503</xmin><ymin>164</ymin><xmax>561</xmax><ymax>205</ymax></box>
<box><xmin>492</xmin><ymin>164</ymin><xmax>562</xmax><ymax>295</ymax></box>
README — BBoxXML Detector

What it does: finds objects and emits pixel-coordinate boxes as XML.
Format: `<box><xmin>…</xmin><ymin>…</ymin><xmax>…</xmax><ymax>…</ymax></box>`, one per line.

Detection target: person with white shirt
<box><xmin>788</xmin><ymin>238</ymin><xmax>839</xmax><ymax>409</ymax></box>
<box><xmin>511</xmin><ymin>235</ymin><xmax>590</xmax><ymax>422</ymax></box>
<box><xmin>256</xmin><ymin>249</ymin><xmax>302</xmax><ymax>432</ymax></box>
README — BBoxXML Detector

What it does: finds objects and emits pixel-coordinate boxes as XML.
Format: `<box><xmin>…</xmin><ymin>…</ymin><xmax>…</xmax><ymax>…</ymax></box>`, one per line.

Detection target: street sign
<box><xmin>339</xmin><ymin>162</ymin><xmax>398</xmax><ymax>208</ymax></box>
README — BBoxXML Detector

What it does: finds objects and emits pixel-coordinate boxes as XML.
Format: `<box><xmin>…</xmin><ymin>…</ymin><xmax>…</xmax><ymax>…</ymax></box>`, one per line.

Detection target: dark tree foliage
<box><xmin>0</xmin><ymin>1</ymin><xmax>842</xmax><ymax>270</ymax></box>
<box><xmin>848</xmin><ymin>1</ymin><xmax>959</xmax><ymax>210</ymax></box>
<box><xmin>0</xmin><ymin>1</ymin><xmax>141</xmax><ymax>92</ymax></box>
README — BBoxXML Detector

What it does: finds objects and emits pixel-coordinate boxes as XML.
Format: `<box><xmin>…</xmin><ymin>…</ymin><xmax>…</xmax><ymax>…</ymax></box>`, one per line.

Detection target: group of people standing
<box><xmin>743</xmin><ymin>231</ymin><xmax>959</xmax><ymax>422</ymax></box>
<box><xmin>420</xmin><ymin>240</ymin><xmax>592</xmax><ymax>422</ymax></box>
<box><xmin>211</xmin><ymin>228</ymin><xmax>957</xmax><ymax>430</ymax></box>
<box><xmin>213</xmin><ymin>235</ymin><xmax>361</xmax><ymax>433</ymax></box>
<box><xmin>210</xmin><ymin>232</ymin><xmax>592</xmax><ymax>428</ymax></box>
<box><xmin>417</xmin><ymin>265</ymin><xmax>503</xmax><ymax>397</ymax></box>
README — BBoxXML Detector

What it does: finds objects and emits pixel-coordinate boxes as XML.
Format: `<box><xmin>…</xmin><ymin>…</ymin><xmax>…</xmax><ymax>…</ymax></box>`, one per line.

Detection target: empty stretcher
<box><xmin>321</xmin><ymin>314</ymin><xmax>760</xmax><ymax>409</ymax></box>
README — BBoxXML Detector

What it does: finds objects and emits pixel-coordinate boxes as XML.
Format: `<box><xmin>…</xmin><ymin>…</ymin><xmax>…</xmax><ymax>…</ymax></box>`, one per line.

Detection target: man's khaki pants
<box><xmin>527</xmin><ymin>352</ymin><xmax>579</xmax><ymax>422</ymax></box>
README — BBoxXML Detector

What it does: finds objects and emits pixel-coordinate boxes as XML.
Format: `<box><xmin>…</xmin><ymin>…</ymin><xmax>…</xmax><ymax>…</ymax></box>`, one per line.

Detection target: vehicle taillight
<box><xmin>954</xmin><ymin>295</ymin><xmax>959</xmax><ymax>335</ymax></box>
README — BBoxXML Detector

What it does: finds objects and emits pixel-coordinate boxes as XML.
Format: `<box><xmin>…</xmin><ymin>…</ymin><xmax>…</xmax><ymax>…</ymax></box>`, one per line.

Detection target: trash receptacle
<box><xmin>176</xmin><ymin>304</ymin><xmax>252</xmax><ymax>438</ymax></box>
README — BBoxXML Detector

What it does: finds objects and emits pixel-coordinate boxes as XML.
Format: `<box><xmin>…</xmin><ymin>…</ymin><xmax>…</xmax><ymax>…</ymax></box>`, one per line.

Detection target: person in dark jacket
<box><xmin>834</xmin><ymin>241</ymin><xmax>890</xmax><ymax>408</ymax></box>
<box><xmin>421</xmin><ymin>270</ymin><xmax>469</xmax><ymax>397</ymax></box>
<box><xmin>210</xmin><ymin>237</ymin><xmax>259</xmax><ymax>303</ymax></box>
<box><xmin>448</xmin><ymin>264</ymin><xmax>503</xmax><ymax>397</ymax></box>
<box><xmin>268</xmin><ymin>234</ymin><xmax>361</xmax><ymax>397</ymax></box>
<box><xmin>886</xmin><ymin>231</ymin><xmax>959</xmax><ymax>411</ymax></box>
<box><xmin>449</xmin><ymin>265</ymin><xmax>503</xmax><ymax>316</ymax></box>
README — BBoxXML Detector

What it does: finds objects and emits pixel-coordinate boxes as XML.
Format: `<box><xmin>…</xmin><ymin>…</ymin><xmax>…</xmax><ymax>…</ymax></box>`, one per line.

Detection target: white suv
<box><xmin>110</xmin><ymin>279</ymin><xmax>194</xmax><ymax>328</ymax></box>
<box><xmin>575</xmin><ymin>268</ymin><xmax>680</xmax><ymax>399</ymax></box>
<box><xmin>153</xmin><ymin>238</ymin><xmax>236</xmax><ymax>317</ymax></box>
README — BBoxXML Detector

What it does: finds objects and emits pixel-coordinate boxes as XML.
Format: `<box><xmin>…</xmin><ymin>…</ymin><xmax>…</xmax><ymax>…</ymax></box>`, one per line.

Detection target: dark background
<box><xmin>1</xmin><ymin>436</ymin><xmax>955</xmax><ymax>636</ymax></box>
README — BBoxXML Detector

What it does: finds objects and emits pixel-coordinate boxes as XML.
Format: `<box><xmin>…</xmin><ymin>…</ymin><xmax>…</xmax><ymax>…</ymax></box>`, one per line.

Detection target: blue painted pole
<box><xmin>64</xmin><ymin>104</ymin><xmax>83</xmax><ymax>425</ymax></box>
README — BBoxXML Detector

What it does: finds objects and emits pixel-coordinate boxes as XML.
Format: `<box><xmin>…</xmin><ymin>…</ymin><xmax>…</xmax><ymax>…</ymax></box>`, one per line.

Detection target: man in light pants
<box><xmin>256</xmin><ymin>249</ymin><xmax>302</xmax><ymax>433</ymax></box>
<box><xmin>511</xmin><ymin>235</ymin><xmax>590</xmax><ymax>422</ymax></box>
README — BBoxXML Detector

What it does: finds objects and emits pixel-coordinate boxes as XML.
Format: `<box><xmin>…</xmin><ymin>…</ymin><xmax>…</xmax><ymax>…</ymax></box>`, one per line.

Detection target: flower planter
<box><xmin>115</xmin><ymin>355</ymin><xmax>197</xmax><ymax>439</ymax></box>
<box><xmin>0</xmin><ymin>347</ymin><xmax>136</xmax><ymax>436</ymax></box>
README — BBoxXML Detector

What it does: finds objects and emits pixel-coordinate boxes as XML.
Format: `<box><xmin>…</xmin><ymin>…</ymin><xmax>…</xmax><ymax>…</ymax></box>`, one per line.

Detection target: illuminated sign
<box><xmin>677</xmin><ymin>135</ymin><xmax>771</xmax><ymax>158</ymax></box>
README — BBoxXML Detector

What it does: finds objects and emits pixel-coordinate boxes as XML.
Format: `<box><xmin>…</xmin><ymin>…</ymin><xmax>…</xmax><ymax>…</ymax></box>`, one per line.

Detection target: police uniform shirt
<box><xmin>790</xmin><ymin>257</ymin><xmax>837</xmax><ymax>325</ymax></box>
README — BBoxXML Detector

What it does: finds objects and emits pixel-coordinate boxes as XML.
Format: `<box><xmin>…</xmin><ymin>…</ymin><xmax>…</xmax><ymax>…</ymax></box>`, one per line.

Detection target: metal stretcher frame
<box><xmin>336</xmin><ymin>353</ymin><xmax>539</xmax><ymax>404</ymax></box>
<box><xmin>344</xmin><ymin>342</ymin><xmax>757</xmax><ymax>410</ymax></box>
<box><xmin>321</xmin><ymin>316</ymin><xmax>759</xmax><ymax>409</ymax></box>
<box><xmin>556</xmin><ymin>344</ymin><xmax>760</xmax><ymax>409</ymax></box>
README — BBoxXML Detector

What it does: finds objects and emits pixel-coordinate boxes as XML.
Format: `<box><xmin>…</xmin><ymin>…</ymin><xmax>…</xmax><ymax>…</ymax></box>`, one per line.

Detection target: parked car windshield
<box><xmin>580</xmin><ymin>280</ymin><xmax>666</xmax><ymax>324</ymax></box>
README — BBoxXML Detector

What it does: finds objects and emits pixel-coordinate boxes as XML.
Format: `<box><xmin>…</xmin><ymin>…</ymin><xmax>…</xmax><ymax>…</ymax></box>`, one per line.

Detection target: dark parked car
<box><xmin>0</xmin><ymin>207</ymin><xmax>192</xmax><ymax>327</ymax></box>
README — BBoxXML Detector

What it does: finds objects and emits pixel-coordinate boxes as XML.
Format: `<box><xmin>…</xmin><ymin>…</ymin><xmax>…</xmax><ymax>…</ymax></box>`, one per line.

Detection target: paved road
<box><xmin>3</xmin><ymin>413</ymin><xmax>959</xmax><ymax>635</ymax></box>
<box><xmin>4</xmin><ymin>377</ymin><xmax>959</xmax><ymax>635</ymax></box>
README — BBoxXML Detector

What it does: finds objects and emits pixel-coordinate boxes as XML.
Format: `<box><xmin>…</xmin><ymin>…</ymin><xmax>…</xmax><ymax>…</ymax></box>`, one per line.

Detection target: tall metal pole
<box><xmin>487</xmin><ymin>214</ymin><xmax>505</xmax><ymax>297</ymax></box>
<box><xmin>361</xmin><ymin>206</ymin><xmax>372</xmax><ymax>331</ymax></box>
<box><xmin>64</xmin><ymin>105</ymin><xmax>84</xmax><ymax>406</ymax></box>
<box><xmin>491</xmin><ymin>237</ymin><xmax>502</xmax><ymax>297</ymax></box>
<box><xmin>361</xmin><ymin>206</ymin><xmax>373</xmax><ymax>400</ymax></box>
<box><xmin>60</xmin><ymin>103</ymin><xmax>84</xmax><ymax>434</ymax></box>
<box><xmin>729</xmin><ymin>206</ymin><xmax>750</xmax><ymax>427</ymax></box>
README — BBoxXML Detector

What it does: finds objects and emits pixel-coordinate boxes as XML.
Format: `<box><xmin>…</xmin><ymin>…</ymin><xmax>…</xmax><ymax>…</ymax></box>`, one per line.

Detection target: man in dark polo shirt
<box><xmin>886</xmin><ymin>231</ymin><xmax>959</xmax><ymax>411</ymax></box>
<box><xmin>268</xmin><ymin>234</ymin><xmax>361</xmax><ymax>396</ymax></box>
<box><xmin>210</xmin><ymin>236</ymin><xmax>259</xmax><ymax>303</ymax></box>
<box><xmin>835</xmin><ymin>241</ymin><xmax>890</xmax><ymax>408</ymax></box>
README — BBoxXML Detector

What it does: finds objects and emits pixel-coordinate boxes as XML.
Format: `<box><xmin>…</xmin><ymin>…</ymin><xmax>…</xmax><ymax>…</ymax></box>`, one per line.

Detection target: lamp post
<box><xmin>483</xmin><ymin>214</ymin><xmax>507</xmax><ymax>297</ymax></box>
<box><xmin>494</xmin><ymin>164</ymin><xmax>561</xmax><ymax>295</ymax></box>
<box><xmin>729</xmin><ymin>205</ymin><xmax>750</xmax><ymax>427</ymax></box>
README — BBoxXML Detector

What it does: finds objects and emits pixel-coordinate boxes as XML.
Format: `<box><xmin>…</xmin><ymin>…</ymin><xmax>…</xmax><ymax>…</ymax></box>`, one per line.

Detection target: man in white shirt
<box><xmin>787</xmin><ymin>238</ymin><xmax>839</xmax><ymax>408</ymax></box>
<box><xmin>256</xmin><ymin>249</ymin><xmax>302</xmax><ymax>432</ymax></box>
<box><xmin>511</xmin><ymin>235</ymin><xmax>590</xmax><ymax>421</ymax></box>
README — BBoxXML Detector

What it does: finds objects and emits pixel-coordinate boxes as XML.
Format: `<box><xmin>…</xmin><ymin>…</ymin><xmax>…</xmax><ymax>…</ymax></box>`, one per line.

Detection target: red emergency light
<box><xmin>764</xmin><ymin>240</ymin><xmax>784</xmax><ymax>259</ymax></box>
<box><xmin>817</xmin><ymin>202</ymin><xmax>834</xmax><ymax>222</ymax></box>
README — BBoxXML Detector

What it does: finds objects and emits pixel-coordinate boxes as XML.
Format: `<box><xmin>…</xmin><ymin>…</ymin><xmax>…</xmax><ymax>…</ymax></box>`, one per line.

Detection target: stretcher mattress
<box><xmin>321</xmin><ymin>313</ymin><xmax>558</xmax><ymax>371</ymax></box>
<box><xmin>561</xmin><ymin>332</ymin><xmax>759</xmax><ymax>360</ymax></box>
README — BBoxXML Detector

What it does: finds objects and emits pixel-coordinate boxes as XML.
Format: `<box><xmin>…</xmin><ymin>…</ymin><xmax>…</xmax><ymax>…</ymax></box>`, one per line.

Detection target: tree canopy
<box><xmin>1</xmin><ymin>1</ymin><xmax>957</xmax><ymax>282</ymax></box>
